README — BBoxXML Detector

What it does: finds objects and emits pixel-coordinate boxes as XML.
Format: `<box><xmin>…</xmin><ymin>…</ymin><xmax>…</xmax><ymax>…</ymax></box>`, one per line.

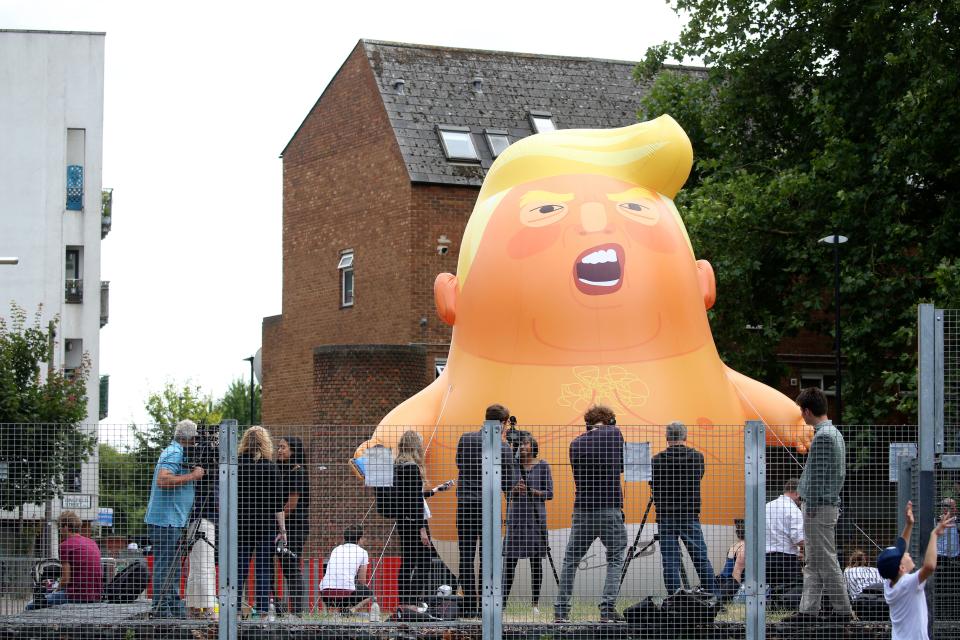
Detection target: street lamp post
<box><xmin>819</xmin><ymin>233</ymin><xmax>848</xmax><ymax>424</ymax></box>
<box><xmin>243</xmin><ymin>356</ymin><xmax>255</xmax><ymax>426</ymax></box>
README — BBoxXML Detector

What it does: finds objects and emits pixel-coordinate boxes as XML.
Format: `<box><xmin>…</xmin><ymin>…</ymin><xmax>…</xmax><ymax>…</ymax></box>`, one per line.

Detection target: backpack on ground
<box><xmin>103</xmin><ymin>560</ymin><xmax>148</xmax><ymax>603</ymax></box>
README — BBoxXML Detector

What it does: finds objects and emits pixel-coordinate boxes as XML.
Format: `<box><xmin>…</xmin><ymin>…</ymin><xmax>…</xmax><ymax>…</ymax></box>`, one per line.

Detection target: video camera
<box><xmin>504</xmin><ymin>415</ymin><xmax>530</xmax><ymax>460</ymax></box>
<box><xmin>186</xmin><ymin>422</ymin><xmax>219</xmax><ymax>470</ymax></box>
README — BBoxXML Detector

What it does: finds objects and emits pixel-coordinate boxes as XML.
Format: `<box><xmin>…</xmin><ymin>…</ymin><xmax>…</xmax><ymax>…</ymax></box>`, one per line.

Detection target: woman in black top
<box><xmin>237</xmin><ymin>426</ymin><xmax>285</xmax><ymax>616</ymax></box>
<box><xmin>392</xmin><ymin>430</ymin><xmax>453</xmax><ymax>612</ymax></box>
<box><xmin>276</xmin><ymin>435</ymin><xmax>310</xmax><ymax>616</ymax></box>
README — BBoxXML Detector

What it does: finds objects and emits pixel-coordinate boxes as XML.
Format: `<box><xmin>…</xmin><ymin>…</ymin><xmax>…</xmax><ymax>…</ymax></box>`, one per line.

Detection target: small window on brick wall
<box><xmin>339</xmin><ymin>251</ymin><xmax>354</xmax><ymax>307</ymax></box>
<box><xmin>799</xmin><ymin>371</ymin><xmax>837</xmax><ymax>396</ymax></box>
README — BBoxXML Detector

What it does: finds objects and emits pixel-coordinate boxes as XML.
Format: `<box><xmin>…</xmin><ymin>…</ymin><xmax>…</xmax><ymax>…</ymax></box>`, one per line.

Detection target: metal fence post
<box><xmin>481</xmin><ymin>419</ymin><xmax>503</xmax><ymax>640</ymax></box>
<box><xmin>744</xmin><ymin>421</ymin><xmax>766</xmax><ymax>640</ymax></box>
<box><xmin>918</xmin><ymin>304</ymin><xmax>940</xmax><ymax>634</ymax></box>
<box><xmin>218</xmin><ymin>420</ymin><xmax>238</xmax><ymax>640</ymax></box>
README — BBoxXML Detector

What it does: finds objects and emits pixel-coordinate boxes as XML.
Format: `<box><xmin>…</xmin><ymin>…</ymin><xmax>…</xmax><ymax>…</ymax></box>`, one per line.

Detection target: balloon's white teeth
<box><xmin>580</xmin><ymin>249</ymin><xmax>618</xmax><ymax>265</ymax></box>
<box><xmin>578</xmin><ymin>278</ymin><xmax>619</xmax><ymax>287</ymax></box>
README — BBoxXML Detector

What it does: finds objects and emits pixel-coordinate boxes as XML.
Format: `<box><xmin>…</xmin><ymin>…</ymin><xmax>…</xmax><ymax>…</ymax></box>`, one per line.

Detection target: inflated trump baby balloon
<box><xmin>354</xmin><ymin>115</ymin><xmax>812</xmax><ymax>541</ymax></box>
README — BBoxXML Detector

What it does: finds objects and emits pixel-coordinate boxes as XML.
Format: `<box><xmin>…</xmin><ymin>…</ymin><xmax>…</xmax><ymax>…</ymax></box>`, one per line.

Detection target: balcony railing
<box><xmin>65</xmin><ymin>278</ymin><xmax>83</xmax><ymax>303</ymax></box>
<box><xmin>100</xmin><ymin>280</ymin><xmax>110</xmax><ymax>327</ymax></box>
<box><xmin>101</xmin><ymin>188</ymin><xmax>113</xmax><ymax>239</ymax></box>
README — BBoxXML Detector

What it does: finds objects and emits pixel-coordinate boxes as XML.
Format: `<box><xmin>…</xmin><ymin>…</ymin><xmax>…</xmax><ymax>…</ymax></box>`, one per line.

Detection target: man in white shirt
<box><xmin>320</xmin><ymin>525</ymin><xmax>373</xmax><ymax>614</ymax></box>
<box><xmin>765</xmin><ymin>478</ymin><xmax>804</xmax><ymax>592</ymax></box>
<box><xmin>878</xmin><ymin>500</ymin><xmax>955</xmax><ymax>640</ymax></box>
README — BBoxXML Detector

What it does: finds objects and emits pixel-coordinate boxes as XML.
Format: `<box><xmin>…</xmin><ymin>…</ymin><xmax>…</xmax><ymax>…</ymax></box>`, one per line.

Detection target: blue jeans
<box><xmin>25</xmin><ymin>589</ymin><xmax>70</xmax><ymax>610</ymax></box>
<box><xmin>554</xmin><ymin>508</ymin><xmax>627</xmax><ymax>616</ymax></box>
<box><xmin>149</xmin><ymin>524</ymin><xmax>186</xmax><ymax>617</ymax></box>
<box><xmin>658</xmin><ymin>515</ymin><xmax>715</xmax><ymax>594</ymax></box>
<box><xmin>238</xmin><ymin>537</ymin><xmax>275</xmax><ymax>613</ymax></box>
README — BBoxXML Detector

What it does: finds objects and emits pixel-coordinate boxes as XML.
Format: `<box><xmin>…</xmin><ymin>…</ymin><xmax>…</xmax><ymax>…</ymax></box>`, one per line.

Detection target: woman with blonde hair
<box><xmin>391</xmin><ymin>430</ymin><xmax>453</xmax><ymax>615</ymax></box>
<box><xmin>237</xmin><ymin>426</ymin><xmax>285</xmax><ymax>616</ymax></box>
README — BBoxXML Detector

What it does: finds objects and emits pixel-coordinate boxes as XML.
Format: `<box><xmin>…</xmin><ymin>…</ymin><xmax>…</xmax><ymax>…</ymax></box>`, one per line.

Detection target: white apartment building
<box><xmin>0</xmin><ymin>30</ymin><xmax>108</xmax><ymax>522</ymax></box>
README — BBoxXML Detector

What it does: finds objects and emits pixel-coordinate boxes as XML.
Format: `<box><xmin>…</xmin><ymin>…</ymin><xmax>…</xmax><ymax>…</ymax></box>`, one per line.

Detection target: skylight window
<box><xmin>438</xmin><ymin>126</ymin><xmax>479</xmax><ymax>162</ymax></box>
<box><xmin>485</xmin><ymin>130</ymin><xmax>511</xmax><ymax>158</ymax></box>
<box><xmin>529</xmin><ymin>111</ymin><xmax>557</xmax><ymax>133</ymax></box>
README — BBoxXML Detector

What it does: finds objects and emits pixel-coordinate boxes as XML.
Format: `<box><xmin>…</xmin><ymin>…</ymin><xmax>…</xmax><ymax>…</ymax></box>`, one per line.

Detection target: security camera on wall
<box><xmin>437</xmin><ymin>245</ymin><xmax>449</xmax><ymax>255</ymax></box>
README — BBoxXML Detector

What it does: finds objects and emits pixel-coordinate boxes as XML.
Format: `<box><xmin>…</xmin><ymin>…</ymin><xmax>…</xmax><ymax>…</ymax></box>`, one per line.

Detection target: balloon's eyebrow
<box><xmin>519</xmin><ymin>191</ymin><xmax>574</xmax><ymax>208</ymax></box>
<box><xmin>607</xmin><ymin>187</ymin><xmax>655</xmax><ymax>202</ymax></box>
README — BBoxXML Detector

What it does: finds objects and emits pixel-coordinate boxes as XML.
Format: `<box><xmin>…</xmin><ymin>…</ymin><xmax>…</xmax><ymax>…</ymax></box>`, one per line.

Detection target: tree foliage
<box><xmin>639</xmin><ymin>0</ymin><xmax>960</xmax><ymax>426</ymax></box>
<box><xmin>0</xmin><ymin>303</ymin><xmax>96</xmax><ymax>510</ymax></box>
<box><xmin>131</xmin><ymin>381</ymin><xmax>221</xmax><ymax>469</ymax></box>
<box><xmin>98</xmin><ymin>443</ymin><xmax>145</xmax><ymax>534</ymax></box>
<box><xmin>215</xmin><ymin>377</ymin><xmax>261</xmax><ymax>426</ymax></box>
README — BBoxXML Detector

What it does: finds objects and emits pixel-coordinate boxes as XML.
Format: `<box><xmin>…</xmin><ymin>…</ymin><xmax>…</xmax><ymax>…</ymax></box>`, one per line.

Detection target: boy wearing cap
<box><xmin>877</xmin><ymin>500</ymin><xmax>956</xmax><ymax>639</ymax></box>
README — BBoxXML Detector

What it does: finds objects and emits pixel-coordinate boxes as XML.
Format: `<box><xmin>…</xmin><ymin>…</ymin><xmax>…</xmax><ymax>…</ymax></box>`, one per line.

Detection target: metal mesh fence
<box><xmin>2</xmin><ymin>419</ymin><xmax>958</xmax><ymax>639</ymax></box>
<box><xmin>945</xmin><ymin>309</ymin><xmax>960</xmax><ymax>452</ymax></box>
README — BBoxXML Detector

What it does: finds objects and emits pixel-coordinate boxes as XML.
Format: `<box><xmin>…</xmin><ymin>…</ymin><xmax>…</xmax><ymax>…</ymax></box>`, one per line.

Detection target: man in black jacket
<box><xmin>554</xmin><ymin>404</ymin><xmax>627</xmax><ymax>624</ymax></box>
<box><xmin>455</xmin><ymin>404</ymin><xmax>518</xmax><ymax>617</ymax></box>
<box><xmin>651</xmin><ymin>421</ymin><xmax>715</xmax><ymax>595</ymax></box>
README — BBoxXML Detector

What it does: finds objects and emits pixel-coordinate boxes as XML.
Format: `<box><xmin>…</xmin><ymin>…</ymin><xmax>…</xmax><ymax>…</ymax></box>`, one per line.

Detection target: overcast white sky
<box><xmin>2</xmin><ymin>0</ymin><xmax>685</xmax><ymax>440</ymax></box>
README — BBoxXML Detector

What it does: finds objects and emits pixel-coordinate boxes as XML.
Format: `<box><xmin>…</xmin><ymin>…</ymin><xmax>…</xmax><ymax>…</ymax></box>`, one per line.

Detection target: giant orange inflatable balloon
<box><xmin>353</xmin><ymin>115</ymin><xmax>812</xmax><ymax>542</ymax></box>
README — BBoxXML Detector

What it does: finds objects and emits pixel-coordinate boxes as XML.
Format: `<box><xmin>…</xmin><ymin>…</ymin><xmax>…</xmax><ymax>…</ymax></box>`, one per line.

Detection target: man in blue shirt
<box><xmin>554</xmin><ymin>404</ymin><xmax>626</xmax><ymax>624</ymax></box>
<box><xmin>144</xmin><ymin>419</ymin><xmax>205</xmax><ymax>618</ymax></box>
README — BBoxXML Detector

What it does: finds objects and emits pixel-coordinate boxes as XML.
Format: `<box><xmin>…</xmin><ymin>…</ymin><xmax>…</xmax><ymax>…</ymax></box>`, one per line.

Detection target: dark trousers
<box><xmin>457</xmin><ymin>501</ymin><xmax>482</xmax><ymax>613</ymax></box>
<box><xmin>503</xmin><ymin>557</ymin><xmax>544</xmax><ymax>607</ymax></box>
<box><xmin>277</xmin><ymin>548</ymin><xmax>305</xmax><ymax>615</ymax></box>
<box><xmin>658</xmin><ymin>515</ymin><xmax>716</xmax><ymax>595</ymax></box>
<box><xmin>238</xmin><ymin>537</ymin><xmax>274</xmax><ymax>613</ymax></box>
<box><xmin>398</xmin><ymin>519</ymin><xmax>431</xmax><ymax>606</ymax></box>
<box><xmin>766</xmin><ymin>552</ymin><xmax>803</xmax><ymax>592</ymax></box>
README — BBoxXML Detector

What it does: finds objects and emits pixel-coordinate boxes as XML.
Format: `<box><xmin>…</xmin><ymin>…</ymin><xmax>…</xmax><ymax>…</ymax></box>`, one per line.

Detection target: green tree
<box><xmin>215</xmin><ymin>377</ymin><xmax>261</xmax><ymax>426</ymax></box>
<box><xmin>132</xmin><ymin>381</ymin><xmax>220</xmax><ymax>466</ymax></box>
<box><xmin>97</xmin><ymin>443</ymin><xmax>145</xmax><ymax>535</ymax></box>
<box><xmin>638</xmin><ymin>0</ymin><xmax>960</xmax><ymax>428</ymax></box>
<box><xmin>0</xmin><ymin>303</ymin><xmax>96</xmax><ymax>511</ymax></box>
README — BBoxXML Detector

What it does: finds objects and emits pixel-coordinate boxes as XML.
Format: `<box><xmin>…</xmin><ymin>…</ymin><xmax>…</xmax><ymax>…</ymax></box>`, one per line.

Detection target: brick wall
<box><xmin>263</xmin><ymin>42</ymin><xmax>413</xmax><ymax>427</ymax></box>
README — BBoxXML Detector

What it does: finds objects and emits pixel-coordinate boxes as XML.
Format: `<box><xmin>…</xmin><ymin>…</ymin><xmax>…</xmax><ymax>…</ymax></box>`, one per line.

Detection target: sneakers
<box><xmin>600</xmin><ymin>609</ymin><xmax>625</xmax><ymax>623</ymax></box>
<box><xmin>553</xmin><ymin>614</ymin><xmax>571</xmax><ymax>624</ymax></box>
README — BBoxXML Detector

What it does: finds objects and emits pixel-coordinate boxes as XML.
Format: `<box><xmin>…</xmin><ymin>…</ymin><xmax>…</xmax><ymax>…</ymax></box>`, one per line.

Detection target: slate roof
<box><xmin>359</xmin><ymin>40</ymin><xmax>701</xmax><ymax>187</ymax></box>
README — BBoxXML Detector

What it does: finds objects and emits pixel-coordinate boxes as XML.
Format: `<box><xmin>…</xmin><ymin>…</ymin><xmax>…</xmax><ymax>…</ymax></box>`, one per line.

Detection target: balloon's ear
<box><xmin>434</xmin><ymin>273</ymin><xmax>458</xmax><ymax>326</ymax></box>
<box><xmin>697</xmin><ymin>259</ymin><xmax>716</xmax><ymax>310</ymax></box>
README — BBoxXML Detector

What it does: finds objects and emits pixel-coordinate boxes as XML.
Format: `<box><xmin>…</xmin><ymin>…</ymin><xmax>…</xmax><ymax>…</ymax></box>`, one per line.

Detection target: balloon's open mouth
<box><xmin>573</xmin><ymin>243</ymin><xmax>624</xmax><ymax>295</ymax></box>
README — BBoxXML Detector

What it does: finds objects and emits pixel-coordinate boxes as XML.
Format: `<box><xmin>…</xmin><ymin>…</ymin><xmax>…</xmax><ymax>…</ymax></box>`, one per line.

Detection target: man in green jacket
<box><xmin>795</xmin><ymin>387</ymin><xmax>854</xmax><ymax>620</ymax></box>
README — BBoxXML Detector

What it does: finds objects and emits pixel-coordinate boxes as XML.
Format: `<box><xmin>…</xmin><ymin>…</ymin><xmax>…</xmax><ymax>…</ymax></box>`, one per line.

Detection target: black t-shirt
<box><xmin>237</xmin><ymin>454</ymin><xmax>284</xmax><ymax>538</ymax></box>
<box><xmin>281</xmin><ymin>464</ymin><xmax>310</xmax><ymax>537</ymax></box>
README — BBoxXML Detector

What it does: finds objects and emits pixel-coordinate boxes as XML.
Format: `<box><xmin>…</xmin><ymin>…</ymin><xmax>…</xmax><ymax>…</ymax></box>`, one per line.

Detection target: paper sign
<box><xmin>62</xmin><ymin>494</ymin><xmax>92</xmax><ymax>510</ymax></box>
<box><xmin>624</xmin><ymin>441</ymin><xmax>652</xmax><ymax>482</ymax></box>
<box><xmin>98</xmin><ymin>508</ymin><xmax>113</xmax><ymax>527</ymax></box>
<box><xmin>889</xmin><ymin>442</ymin><xmax>917</xmax><ymax>483</ymax></box>
<box><xmin>364</xmin><ymin>445</ymin><xmax>395</xmax><ymax>487</ymax></box>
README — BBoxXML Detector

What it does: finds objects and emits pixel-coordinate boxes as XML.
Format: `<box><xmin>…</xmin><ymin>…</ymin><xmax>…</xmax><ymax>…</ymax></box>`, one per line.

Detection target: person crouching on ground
<box><xmin>26</xmin><ymin>511</ymin><xmax>102</xmax><ymax>610</ymax></box>
<box><xmin>877</xmin><ymin>500</ymin><xmax>956</xmax><ymax>640</ymax></box>
<box><xmin>319</xmin><ymin>524</ymin><xmax>374</xmax><ymax>614</ymax></box>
